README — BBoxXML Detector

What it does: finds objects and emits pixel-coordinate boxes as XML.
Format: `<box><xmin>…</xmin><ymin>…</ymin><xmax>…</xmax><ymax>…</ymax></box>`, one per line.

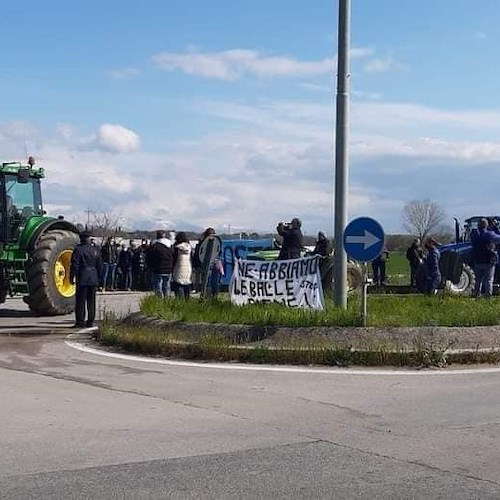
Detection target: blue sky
<box><xmin>1</xmin><ymin>0</ymin><xmax>500</xmax><ymax>234</ymax></box>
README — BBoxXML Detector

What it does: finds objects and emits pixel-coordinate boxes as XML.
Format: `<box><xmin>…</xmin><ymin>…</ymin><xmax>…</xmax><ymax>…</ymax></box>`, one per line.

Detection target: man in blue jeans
<box><xmin>100</xmin><ymin>236</ymin><xmax>118</xmax><ymax>291</ymax></box>
<box><xmin>146</xmin><ymin>230</ymin><xmax>173</xmax><ymax>298</ymax></box>
<box><xmin>471</xmin><ymin>218</ymin><xmax>500</xmax><ymax>297</ymax></box>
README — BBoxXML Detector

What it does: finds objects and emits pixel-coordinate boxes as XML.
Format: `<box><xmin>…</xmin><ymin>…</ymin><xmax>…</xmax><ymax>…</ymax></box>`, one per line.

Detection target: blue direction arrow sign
<box><xmin>343</xmin><ymin>217</ymin><xmax>385</xmax><ymax>262</ymax></box>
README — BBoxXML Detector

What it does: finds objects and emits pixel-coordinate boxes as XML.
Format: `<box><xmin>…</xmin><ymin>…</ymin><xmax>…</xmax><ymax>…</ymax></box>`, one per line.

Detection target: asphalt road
<box><xmin>1</xmin><ymin>293</ymin><xmax>500</xmax><ymax>498</ymax></box>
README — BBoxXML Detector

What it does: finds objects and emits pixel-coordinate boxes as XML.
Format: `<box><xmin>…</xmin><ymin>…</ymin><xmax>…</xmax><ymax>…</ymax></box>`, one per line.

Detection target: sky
<box><xmin>1</xmin><ymin>0</ymin><xmax>500</xmax><ymax>235</ymax></box>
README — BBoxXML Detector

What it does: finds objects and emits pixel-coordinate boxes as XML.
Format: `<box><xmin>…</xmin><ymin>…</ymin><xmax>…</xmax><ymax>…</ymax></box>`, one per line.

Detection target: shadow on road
<box><xmin>0</xmin><ymin>308</ymin><xmax>37</xmax><ymax>318</ymax></box>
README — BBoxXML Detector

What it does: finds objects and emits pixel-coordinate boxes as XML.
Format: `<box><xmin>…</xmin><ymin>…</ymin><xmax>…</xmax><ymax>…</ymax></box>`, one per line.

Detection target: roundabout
<box><xmin>2</xmin><ymin>292</ymin><xmax>500</xmax><ymax>497</ymax></box>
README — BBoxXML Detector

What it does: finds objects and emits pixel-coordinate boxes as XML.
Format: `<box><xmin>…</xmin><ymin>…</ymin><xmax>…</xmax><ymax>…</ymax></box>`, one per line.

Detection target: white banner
<box><xmin>230</xmin><ymin>256</ymin><xmax>325</xmax><ymax>310</ymax></box>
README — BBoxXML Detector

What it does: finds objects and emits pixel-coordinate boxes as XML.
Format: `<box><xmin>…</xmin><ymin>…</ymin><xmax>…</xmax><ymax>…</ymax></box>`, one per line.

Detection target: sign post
<box><xmin>343</xmin><ymin>217</ymin><xmax>385</xmax><ymax>326</ymax></box>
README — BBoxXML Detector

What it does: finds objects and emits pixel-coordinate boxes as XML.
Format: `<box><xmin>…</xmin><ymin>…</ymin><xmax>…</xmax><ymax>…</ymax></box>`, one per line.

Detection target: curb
<box><xmin>119</xmin><ymin>312</ymin><xmax>500</xmax><ymax>352</ymax></box>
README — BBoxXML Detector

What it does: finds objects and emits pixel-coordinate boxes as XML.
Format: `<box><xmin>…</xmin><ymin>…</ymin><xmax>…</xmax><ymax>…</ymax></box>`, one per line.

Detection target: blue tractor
<box><xmin>437</xmin><ymin>216</ymin><xmax>500</xmax><ymax>295</ymax></box>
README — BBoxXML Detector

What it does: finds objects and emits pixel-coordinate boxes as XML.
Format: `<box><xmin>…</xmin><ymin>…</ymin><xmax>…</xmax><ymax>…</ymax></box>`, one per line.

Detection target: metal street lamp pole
<box><xmin>333</xmin><ymin>0</ymin><xmax>351</xmax><ymax>308</ymax></box>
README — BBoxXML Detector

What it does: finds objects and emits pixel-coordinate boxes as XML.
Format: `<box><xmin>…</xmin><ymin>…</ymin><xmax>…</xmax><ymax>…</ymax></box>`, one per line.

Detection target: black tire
<box><xmin>445</xmin><ymin>264</ymin><xmax>475</xmax><ymax>296</ymax></box>
<box><xmin>25</xmin><ymin>229</ymin><xmax>79</xmax><ymax>315</ymax></box>
<box><xmin>347</xmin><ymin>262</ymin><xmax>363</xmax><ymax>291</ymax></box>
<box><xmin>320</xmin><ymin>256</ymin><xmax>363</xmax><ymax>293</ymax></box>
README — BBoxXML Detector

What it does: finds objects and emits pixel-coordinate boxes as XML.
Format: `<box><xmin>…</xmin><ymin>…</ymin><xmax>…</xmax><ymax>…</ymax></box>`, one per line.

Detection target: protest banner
<box><xmin>230</xmin><ymin>255</ymin><xmax>325</xmax><ymax>310</ymax></box>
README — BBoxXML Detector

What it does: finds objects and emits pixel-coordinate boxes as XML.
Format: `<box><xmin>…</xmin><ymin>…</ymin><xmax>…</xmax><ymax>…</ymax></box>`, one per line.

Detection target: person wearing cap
<box><xmin>70</xmin><ymin>231</ymin><xmax>103</xmax><ymax>328</ymax></box>
<box><xmin>471</xmin><ymin>218</ymin><xmax>500</xmax><ymax>297</ymax></box>
<box><xmin>276</xmin><ymin>218</ymin><xmax>303</xmax><ymax>260</ymax></box>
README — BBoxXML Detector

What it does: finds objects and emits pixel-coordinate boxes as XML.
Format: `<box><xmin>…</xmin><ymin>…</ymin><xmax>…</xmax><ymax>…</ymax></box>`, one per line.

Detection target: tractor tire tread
<box><xmin>27</xmin><ymin>229</ymin><xmax>79</xmax><ymax>315</ymax></box>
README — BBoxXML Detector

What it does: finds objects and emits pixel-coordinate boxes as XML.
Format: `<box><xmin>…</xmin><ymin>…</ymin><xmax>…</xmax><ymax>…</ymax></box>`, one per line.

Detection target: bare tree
<box><xmin>403</xmin><ymin>200</ymin><xmax>446</xmax><ymax>240</ymax></box>
<box><xmin>91</xmin><ymin>210</ymin><xmax>122</xmax><ymax>239</ymax></box>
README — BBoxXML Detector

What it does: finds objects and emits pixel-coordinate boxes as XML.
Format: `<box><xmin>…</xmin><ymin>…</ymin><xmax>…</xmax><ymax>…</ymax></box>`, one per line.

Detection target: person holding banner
<box><xmin>276</xmin><ymin>218</ymin><xmax>303</xmax><ymax>260</ymax></box>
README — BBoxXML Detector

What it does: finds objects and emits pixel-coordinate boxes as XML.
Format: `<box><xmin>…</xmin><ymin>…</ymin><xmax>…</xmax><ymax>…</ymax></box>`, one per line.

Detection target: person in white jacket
<box><xmin>172</xmin><ymin>232</ymin><xmax>193</xmax><ymax>299</ymax></box>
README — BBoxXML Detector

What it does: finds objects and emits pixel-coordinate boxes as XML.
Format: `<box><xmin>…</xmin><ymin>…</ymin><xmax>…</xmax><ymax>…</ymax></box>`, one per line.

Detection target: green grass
<box><xmin>99</xmin><ymin>321</ymin><xmax>500</xmax><ymax>367</ymax></box>
<box><xmin>382</xmin><ymin>251</ymin><xmax>409</xmax><ymax>284</ymax></box>
<box><xmin>140</xmin><ymin>294</ymin><xmax>500</xmax><ymax>328</ymax></box>
<box><xmin>98</xmin><ymin>293</ymin><xmax>500</xmax><ymax>367</ymax></box>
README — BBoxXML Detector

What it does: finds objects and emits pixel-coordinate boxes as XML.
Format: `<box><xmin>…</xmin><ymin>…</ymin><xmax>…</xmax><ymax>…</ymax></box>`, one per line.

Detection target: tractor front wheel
<box><xmin>25</xmin><ymin>230</ymin><xmax>79</xmax><ymax>315</ymax></box>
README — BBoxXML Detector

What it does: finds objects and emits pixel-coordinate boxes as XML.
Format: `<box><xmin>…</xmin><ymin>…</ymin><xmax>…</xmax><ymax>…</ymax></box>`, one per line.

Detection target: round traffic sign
<box><xmin>343</xmin><ymin>217</ymin><xmax>385</xmax><ymax>262</ymax></box>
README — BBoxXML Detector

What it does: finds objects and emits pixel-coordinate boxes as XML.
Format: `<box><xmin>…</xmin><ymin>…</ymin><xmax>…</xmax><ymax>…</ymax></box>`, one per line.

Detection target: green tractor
<box><xmin>0</xmin><ymin>160</ymin><xmax>80</xmax><ymax>315</ymax></box>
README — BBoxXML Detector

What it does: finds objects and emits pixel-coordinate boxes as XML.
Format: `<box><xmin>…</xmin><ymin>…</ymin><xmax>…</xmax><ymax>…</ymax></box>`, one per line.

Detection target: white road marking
<box><xmin>65</xmin><ymin>335</ymin><xmax>500</xmax><ymax>377</ymax></box>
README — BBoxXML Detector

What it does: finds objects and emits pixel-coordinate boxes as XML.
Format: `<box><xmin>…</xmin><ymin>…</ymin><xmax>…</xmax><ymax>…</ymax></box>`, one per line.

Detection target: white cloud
<box><xmin>362</xmin><ymin>57</ymin><xmax>406</xmax><ymax>74</ymax></box>
<box><xmin>108</xmin><ymin>67</ymin><xmax>141</xmax><ymax>79</ymax></box>
<box><xmin>352</xmin><ymin>90</ymin><xmax>382</xmax><ymax>100</ymax></box>
<box><xmin>152</xmin><ymin>48</ymin><xmax>334</xmax><ymax>80</ymax></box>
<box><xmin>151</xmin><ymin>47</ymin><xmax>374</xmax><ymax>80</ymax></box>
<box><xmin>151</xmin><ymin>46</ymin><xmax>410</xmax><ymax>81</ymax></box>
<box><xmin>4</xmin><ymin>96</ymin><xmax>500</xmax><ymax>234</ymax></box>
<box><xmin>96</xmin><ymin>124</ymin><xmax>140</xmax><ymax>153</ymax></box>
<box><xmin>298</xmin><ymin>83</ymin><xmax>331</xmax><ymax>93</ymax></box>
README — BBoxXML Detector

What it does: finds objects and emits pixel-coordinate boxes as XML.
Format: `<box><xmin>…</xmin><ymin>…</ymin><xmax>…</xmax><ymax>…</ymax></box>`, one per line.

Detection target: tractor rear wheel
<box><xmin>25</xmin><ymin>230</ymin><xmax>79</xmax><ymax>315</ymax></box>
<box><xmin>320</xmin><ymin>256</ymin><xmax>363</xmax><ymax>293</ymax></box>
<box><xmin>347</xmin><ymin>262</ymin><xmax>363</xmax><ymax>291</ymax></box>
<box><xmin>445</xmin><ymin>264</ymin><xmax>475</xmax><ymax>296</ymax></box>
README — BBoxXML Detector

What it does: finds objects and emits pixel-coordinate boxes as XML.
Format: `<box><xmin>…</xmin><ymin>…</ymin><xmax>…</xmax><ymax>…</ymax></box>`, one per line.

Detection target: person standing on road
<box><xmin>70</xmin><ymin>231</ymin><xmax>103</xmax><ymax>328</ymax></box>
<box><xmin>276</xmin><ymin>218</ymin><xmax>303</xmax><ymax>260</ymax></box>
<box><xmin>471</xmin><ymin>218</ymin><xmax>500</xmax><ymax>298</ymax></box>
<box><xmin>100</xmin><ymin>236</ymin><xmax>118</xmax><ymax>291</ymax></box>
<box><xmin>118</xmin><ymin>244</ymin><xmax>133</xmax><ymax>291</ymax></box>
<box><xmin>423</xmin><ymin>237</ymin><xmax>441</xmax><ymax>295</ymax></box>
<box><xmin>172</xmin><ymin>232</ymin><xmax>193</xmax><ymax>299</ymax></box>
<box><xmin>146</xmin><ymin>230</ymin><xmax>174</xmax><ymax>298</ymax></box>
<box><xmin>406</xmin><ymin>238</ymin><xmax>424</xmax><ymax>287</ymax></box>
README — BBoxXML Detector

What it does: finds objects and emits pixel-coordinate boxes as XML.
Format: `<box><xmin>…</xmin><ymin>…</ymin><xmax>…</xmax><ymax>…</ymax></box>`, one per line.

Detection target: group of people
<box><xmin>470</xmin><ymin>218</ymin><xmax>500</xmax><ymax>298</ymax></box>
<box><xmin>406</xmin><ymin>237</ymin><xmax>442</xmax><ymax>295</ymax></box>
<box><xmin>406</xmin><ymin>218</ymin><xmax>500</xmax><ymax>297</ymax></box>
<box><xmin>69</xmin><ymin>228</ymin><xmax>226</xmax><ymax>328</ymax></box>
<box><xmin>97</xmin><ymin>237</ymin><xmax>148</xmax><ymax>292</ymax></box>
<box><xmin>69</xmin><ymin>215</ymin><xmax>500</xmax><ymax>327</ymax></box>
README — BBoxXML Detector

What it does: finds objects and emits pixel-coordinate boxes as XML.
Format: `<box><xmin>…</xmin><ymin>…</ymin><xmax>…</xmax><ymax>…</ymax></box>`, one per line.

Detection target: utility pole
<box><xmin>85</xmin><ymin>208</ymin><xmax>94</xmax><ymax>230</ymax></box>
<box><xmin>333</xmin><ymin>0</ymin><xmax>351</xmax><ymax>308</ymax></box>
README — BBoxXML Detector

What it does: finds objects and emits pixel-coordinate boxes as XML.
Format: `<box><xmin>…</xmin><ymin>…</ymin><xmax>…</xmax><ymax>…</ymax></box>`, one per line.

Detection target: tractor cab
<box><xmin>460</xmin><ymin>216</ymin><xmax>500</xmax><ymax>243</ymax></box>
<box><xmin>0</xmin><ymin>161</ymin><xmax>44</xmax><ymax>244</ymax></box>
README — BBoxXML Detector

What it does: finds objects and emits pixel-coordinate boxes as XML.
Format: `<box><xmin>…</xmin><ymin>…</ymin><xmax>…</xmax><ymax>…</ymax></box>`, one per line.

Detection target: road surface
<box><xmin>1</xmin><ymin>293</ymin><xmax>500</xmax><ymax>498</ymax></box>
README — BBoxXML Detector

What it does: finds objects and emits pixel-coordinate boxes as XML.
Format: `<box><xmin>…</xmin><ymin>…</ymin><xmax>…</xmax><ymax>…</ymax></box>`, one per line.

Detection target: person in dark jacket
<box><xmin>312</xmin><ymin>231</ymin><xmax>331</xmax><ymax>257</ymax></box>
<box><xmin>471</xmin><ymin>218</ymin><xmax>500</xmax><ymax>297</ymax></box>
<box><xmin>70</xmin><ymin>231</ymin><xmax>103</xmax><ymax>328</ymax></box>
<box><xmin>100</xmin><ymin>236</ymin><xmax>118</xmax><ymax>291</ymax></box>
<box><xmin>423</xmin><ymin>237</ymin><xmax>441</xmax><ymax>295</ymax></box>
<box><xmin>118</xmin><ymin>244</ymin><xmax>133</xmax><ymax>290</ymax></box>
<box><xmin>146</xmin><ymin>230</ymin><xmax>174</xmax><ymax>297</ymax></box>
<box><xmin>372</xmin><ymin>248</ymin><xmax>389</xmax><ymax>286</ymax></box>
<box><xmin>277</xmin><ymin>218</ymin><xmax>303</xmax><ymax>260</ymax></box>
<box><xmin>192</xmin><ymin>227</ymin><xmax>216</xmax><ymax>292</ymax></box>
<box><xmin>406</xmin><ymin>238</ymin><xmax>424</xmax><ymax>287</ymax></box>
<box><xmin>486</xmin><ymin>217</ymin><xmax>500</xmax><ymax>235</ymax></box>
<box><xmin>132</xmin><ymin>243</ymin><xmax>148</xmax><ymax>291</ymax></box>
